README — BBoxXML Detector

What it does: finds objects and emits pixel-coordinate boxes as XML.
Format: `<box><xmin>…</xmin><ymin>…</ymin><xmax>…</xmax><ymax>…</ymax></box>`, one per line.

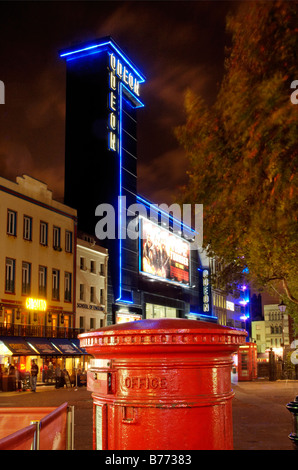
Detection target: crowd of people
<box><xmin>0</xmin><ymin>361</ymin><xmax>87</xmax><ymax>392</ymax></box>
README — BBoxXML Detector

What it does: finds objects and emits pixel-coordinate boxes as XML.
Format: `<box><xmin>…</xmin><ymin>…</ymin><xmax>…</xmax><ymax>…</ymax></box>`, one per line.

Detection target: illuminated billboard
<box><xmin>140</xmin><ymin>219</ymin><xmax>190</xmax><ymax>286</ymax></box>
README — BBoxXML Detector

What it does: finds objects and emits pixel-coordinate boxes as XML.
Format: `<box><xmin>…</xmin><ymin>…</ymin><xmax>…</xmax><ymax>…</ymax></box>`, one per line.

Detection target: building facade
<box><xmin>60</xmin><ymin>37</ymin><xmax>216</xmax><ymax>325</ymax></box>
<box><xmin>0</xmin><ymin>175</ymin><xmax>77</xmax><ymax>334</ymax></box>
<box><xmin>76</xmin><ymin>233</ymin><xmax>108</xmax><ymax>330</ymax></box>
<box><xmin>252</xmin><ymin>304</ymin><xmax>291</xmax><ymax>355</ymax></box>
<box><xmin>0</xmin><ymin>175</ymin><xmax>87</xmax><ymax>382</ymax></box>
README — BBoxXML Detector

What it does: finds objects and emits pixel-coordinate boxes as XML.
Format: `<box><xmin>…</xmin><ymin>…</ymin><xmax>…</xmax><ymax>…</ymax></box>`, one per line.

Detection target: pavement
<box><xmin>0</xmin><ymin>379</ymin><xmax>297</xmax><ymax>451</ymax></box>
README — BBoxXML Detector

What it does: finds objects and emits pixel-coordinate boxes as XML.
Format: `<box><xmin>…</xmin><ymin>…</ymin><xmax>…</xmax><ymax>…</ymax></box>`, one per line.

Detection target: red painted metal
<box><xmin>238</xmin><ymin>342</ymin><xmax>258</xmax><ymax>381</ymax></box>
<box><xmin>79</xmin><ymin>318</ymin><xmax>247</xmax><ymax>450</ymax></box>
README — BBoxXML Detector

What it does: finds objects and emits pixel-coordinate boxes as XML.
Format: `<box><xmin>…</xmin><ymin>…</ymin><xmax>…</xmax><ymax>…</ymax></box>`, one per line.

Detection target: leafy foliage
<box><xmin>175</xmin><ymin>1</ymin><xmax>298</xmax><ymax>320</ymax></box>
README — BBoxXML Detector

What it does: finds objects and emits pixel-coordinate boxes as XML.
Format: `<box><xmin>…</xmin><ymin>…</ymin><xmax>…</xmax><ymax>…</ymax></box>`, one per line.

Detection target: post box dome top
<box><xmin>78</xmin><ymin>318</ymin><xmax>247</xmax><ymax>357</ymax></box>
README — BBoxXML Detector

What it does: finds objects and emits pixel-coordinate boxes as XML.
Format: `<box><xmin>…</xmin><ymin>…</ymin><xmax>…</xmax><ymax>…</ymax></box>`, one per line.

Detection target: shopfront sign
<box><xmin>226</xmin><ymin>301</ymin><xmax>235</xmax><ymax>311</ymax></box>
<box><xmin>108</xmin><ymin>51</ymin><xmax>143</xmax><ymax>153</ymax></box>
<box><xmin>26</xmin><ymin>297</ymin><xmax>47</xmax><ymax>311</ymax></box>
<box><xmin>77</xmin><ymin>302</ymin><xmax>102</xmax><ymax>311</ymax></box>
<box><xmin>202</xmin><ymin>270</ymin><xmax>210</xmax><ymax>313</ymax></box>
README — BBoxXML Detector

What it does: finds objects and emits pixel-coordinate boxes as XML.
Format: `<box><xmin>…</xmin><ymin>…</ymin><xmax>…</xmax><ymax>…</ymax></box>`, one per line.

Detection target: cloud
<box><xmin>0</xmin><ymin>141</ymin><xmax>34</xmax><ymax>181</ymax></box>
<box><xmin>138</xmin><ymin>147</ymin><xmax>189</xmax><ymax>205</ymax></box>
<box><xmin>0</xmin><ymin>1</ymin><xmax>234</xmax><ymax>206</ymax></box>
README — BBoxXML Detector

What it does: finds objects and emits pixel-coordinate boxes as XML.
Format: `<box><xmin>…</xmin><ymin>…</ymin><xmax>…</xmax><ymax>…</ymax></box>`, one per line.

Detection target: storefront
<box><xmin>145</xmin><ymin>303</ymin><xmax>177</xmax><ymax>319</ymax></box>
<box><xmin>0</xmin><ymin>336</ymin><xmax>89</xmax><ymax>391</ymax></box>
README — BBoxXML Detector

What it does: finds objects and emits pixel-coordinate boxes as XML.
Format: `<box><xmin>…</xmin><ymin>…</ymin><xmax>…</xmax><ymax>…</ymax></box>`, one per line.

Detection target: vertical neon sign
<box><xmin>60</xmin><ymin>38</ymin><xmax>145</xmax><ymax>304</ymax></box>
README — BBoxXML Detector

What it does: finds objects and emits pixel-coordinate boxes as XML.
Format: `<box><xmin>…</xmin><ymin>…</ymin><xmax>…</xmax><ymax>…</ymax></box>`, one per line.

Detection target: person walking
<box><xmin>30</xmin><ymin>360</ymin><xmax>39</xmax><ymax>392</ymax></box>
<box><xmin>55</xmin><ymin>364</ymin><xmax>62</xmax><ymax>389</ymax></box>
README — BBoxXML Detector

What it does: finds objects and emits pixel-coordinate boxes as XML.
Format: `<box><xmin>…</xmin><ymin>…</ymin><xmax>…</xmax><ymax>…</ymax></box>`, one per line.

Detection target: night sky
<box><xmin>0</xmin><ymin>1</ymin><xmax>239</xmax><ymax>205</ymax></box>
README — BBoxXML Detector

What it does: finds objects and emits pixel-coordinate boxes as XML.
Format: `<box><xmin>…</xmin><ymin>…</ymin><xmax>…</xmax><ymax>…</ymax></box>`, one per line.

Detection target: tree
<box><xmin>175</xmin><ymin>1</ymin><xmax>298</xmax><ymax>319</ymax></box>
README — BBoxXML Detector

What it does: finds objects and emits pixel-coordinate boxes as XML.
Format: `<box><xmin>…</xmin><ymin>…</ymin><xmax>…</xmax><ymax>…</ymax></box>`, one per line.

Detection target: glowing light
<box><xmin>26</xmin><ymin>297</ymin><xmax>47</xmax><ymax>311</ymax></box>
<box><xmin>240</xmin><ymin>315</ymin><xmax>248</xmax><ymax>321</ymax></box>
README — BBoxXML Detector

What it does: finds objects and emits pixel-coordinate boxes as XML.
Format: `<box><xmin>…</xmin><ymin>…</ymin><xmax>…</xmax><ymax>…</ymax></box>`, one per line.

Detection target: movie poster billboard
<box><xmin>140</xmin><ymin>219</ymin><xmax>190</xmax><ymax>286</ymax></box>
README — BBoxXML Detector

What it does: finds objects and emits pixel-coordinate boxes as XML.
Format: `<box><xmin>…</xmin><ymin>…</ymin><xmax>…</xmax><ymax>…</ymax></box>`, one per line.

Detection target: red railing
<box><xmin>0</xmin><ymin>402</ymin><xmax>74</xmax><ymax>450</ymax></box>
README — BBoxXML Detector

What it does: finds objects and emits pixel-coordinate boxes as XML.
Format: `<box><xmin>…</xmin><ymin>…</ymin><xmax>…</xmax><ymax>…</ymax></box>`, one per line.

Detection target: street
<box><xmin>0</xmin><ymin>380</ymin><xmax>297</xmax><ymax>451</ymax></box>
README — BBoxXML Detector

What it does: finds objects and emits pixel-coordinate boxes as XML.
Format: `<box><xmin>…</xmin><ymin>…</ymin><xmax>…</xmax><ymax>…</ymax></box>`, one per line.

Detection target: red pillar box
<box><xmin>79</xmin><ymin>318</ymin><xmax>247</xmax><ymax>450</ymax></box>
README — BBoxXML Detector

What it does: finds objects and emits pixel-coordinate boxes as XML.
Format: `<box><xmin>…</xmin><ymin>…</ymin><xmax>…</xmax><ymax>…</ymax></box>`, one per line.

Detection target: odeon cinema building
<box><xmin>60</xmin><ymin>37</ymin><xmax>216</xmax><ymax>326</ymax></box>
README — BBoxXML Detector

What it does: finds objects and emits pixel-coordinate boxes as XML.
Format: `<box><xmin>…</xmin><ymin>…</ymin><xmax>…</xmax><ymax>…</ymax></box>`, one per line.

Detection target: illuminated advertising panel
<box><xmin>140</xmin><ymin>219</ymin><xmax>190</xmax><ymax>286</ymax></box>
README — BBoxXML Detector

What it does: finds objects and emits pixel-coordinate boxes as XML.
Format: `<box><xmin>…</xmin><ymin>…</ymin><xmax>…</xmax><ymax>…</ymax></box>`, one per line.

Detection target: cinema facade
<box><xmin>60</xmin><ymin>37</ymin><xmax>216</xmax><ymax>325</ymax></box>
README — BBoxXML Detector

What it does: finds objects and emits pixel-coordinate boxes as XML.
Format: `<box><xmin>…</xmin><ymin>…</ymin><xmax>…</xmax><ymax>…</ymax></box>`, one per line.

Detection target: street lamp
<box><xmin>278</xmin><ymin>300</ymin><xmax>286</xmax><ymax>313</ymax></box>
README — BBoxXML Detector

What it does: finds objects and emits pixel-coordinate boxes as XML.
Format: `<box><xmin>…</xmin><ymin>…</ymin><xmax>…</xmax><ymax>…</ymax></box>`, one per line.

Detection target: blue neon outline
<box><xmin>60</xmin><ymin>39</ymin><xmax>145</xmax><ymax>83</ymax></box>
<box><xmin>189</xmin><ymin>312</ymin><xmax>218</xmax><ymax>320</ymax></box>
<box><xmin>136</xmin><ymin>195</ymin><xmax>196</xmax><ymax>235</ymax></box>
<box><xmin>116</xmin><ymin>82</ymin><xmax>146</xmax><ymax>305</ymax></box>
<box><xmin>122</xmin><ymin>83</ymin><xmax>144</xmax><ymax>108</ymax></box>
<box><xmin>117</xmin><ymin>82</ymin><xmax>123</xmax><ymax>302</ymax></box>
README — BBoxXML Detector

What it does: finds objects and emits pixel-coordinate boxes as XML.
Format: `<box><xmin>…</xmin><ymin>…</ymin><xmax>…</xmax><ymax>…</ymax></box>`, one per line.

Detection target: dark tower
<box><xmin>60</xmin><ymin>37</ymin><xmax>146</xmax><ymax>322</ymax></box>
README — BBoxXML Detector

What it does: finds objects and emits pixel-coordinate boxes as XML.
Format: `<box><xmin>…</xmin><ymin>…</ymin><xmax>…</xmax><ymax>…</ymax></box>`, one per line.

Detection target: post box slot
<box><xmin>122</xmin><ymin>406</ymin><xmax>136</xmax><ymax>424</ymax></box>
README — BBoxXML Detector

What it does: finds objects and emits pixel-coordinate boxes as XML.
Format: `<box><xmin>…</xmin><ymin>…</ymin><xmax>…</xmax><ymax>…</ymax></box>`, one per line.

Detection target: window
<box><xmin>7</xmin><ymin>210</ymin><xmax>17</xmax><ymax>236</ymax></box>
<box><xmin>40</xmin><ymin>221</ymin><xmax>48</xmax><ymax>245</ymax></box>
<box><xmin>52</xmin><ymin>269</ymin><xmax>60</xmax><ymax>300</ymax></box>
<box><xmin>64</xmin><ymin>272</ymin><xmax>72</xmax><ymax>302</ymax></box>
<box><xmin>79</xmin><ymin>284</ymin><xmax>85</xmax><ymax>301</ymax></box>
<box><xmin>100</xmin><ymin>263</ymin><xmax>105</xmax><ymax>276</ymax></box>
<box><xmin>80</xmin><ymin>257</ymin><xmax>85</xmax><ymax>270</ymax></box>
<box><xmin>23</xmin><ymin>216</ymin><xmax>32</xmax><ymax>241</ymax></box>
<box><xmin>100</xmin><ymin>288</ymin><xmax>104</xmax><ymax>305</ymax></box>
<box><xmin>90</xmin><ymin>286</ymin><xmax>95</xmax><ymax>303</ymax></box>
<box><xmin>39</xmin><ymin>266</ymin><xmax>47</xmax><ymax>297</ymax></box>
<box><xmin>65</xmin><ymin>231</ymin><xmax>73</xmax><ymax>253</ymax></box>
<box><xmin>90</xmin><ymin>318</ymin><xmax>95</xmax><ymax>329</ymax></box>
<box><xmin>22</xmin><ymin>262</ymin><xmax>31</xmax><ymax>294</ymax></box>
<box><xmin>90</xmin><ymin>260</ymin><xmax>96</xmax><ymax>273</ymax></box>
<box><xmin>5</xmin><ymin>258</ymin><xmax>15</xmax><ymax>292</ymax></box>
<box><xmin>53</xmin><ymin>226</ymin><xmax>61</xmax><ymax>250</ymax></box>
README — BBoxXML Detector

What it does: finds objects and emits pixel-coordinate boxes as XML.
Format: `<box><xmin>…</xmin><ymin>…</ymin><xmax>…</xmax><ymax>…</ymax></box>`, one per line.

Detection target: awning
<box><xmin>71</xmin><ymin>338</ymin><xmax>88</xmax><ymax>355</ymax></box>
<box><xmin>25</xmin><ymin>337</ymin><xmax>60</xmax><ymax>355</ymax></box>
<box><xmin>49</xmin><ymin>338</ymin><xmax>83</xmax><ymax>355</ymax></box>
<box><xmin>0</xmin><ymin>337</ymin><xmax>36</xmax><ymax>356</ymax></box>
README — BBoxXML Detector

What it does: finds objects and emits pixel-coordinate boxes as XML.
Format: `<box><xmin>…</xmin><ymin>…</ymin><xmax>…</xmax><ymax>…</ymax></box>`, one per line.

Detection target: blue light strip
<box><xmin>60</xmin><ymin>39</ymin><xmax>145</xmax><ymax>83</ymax></box>
<box><xmin>117</xmin><ymin>82</ymin><xmax>124</xmax><ymax>302</ymax></box>
<box><xmin>189</xmin><ymin>312</ymin><xmax>218</xmax><ymax>320</ymax></box>
<box><xmin>116</xmin><ymin>83</ymin><xmax>145</xmax><ymax>304</ymax></box>
<box><xmin>122</xmin><ymin>84</ymin><xmax>145</xmax><ymax>108</ymax></box>
<box><xmin>136</xmin><ymin>194</ymin><xmax>196</xmax><ymax>235</ymax></box>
